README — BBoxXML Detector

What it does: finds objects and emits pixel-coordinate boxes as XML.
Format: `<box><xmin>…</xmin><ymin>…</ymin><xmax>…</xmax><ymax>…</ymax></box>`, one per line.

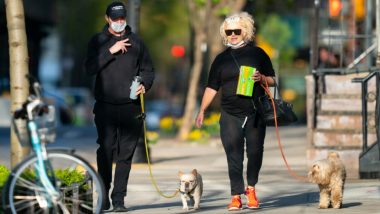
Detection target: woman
<box><xmin>195</xmin><ymin>12</ymin><xmax>275</xmax><ymax>211</ymax></box>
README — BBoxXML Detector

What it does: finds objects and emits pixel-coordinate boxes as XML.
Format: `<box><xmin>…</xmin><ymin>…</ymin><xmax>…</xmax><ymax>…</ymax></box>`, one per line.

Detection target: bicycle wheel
<box><xmin>3</xmin><ymin>152</ymin><xmax>105</xmax><ymax>214</ymax></box>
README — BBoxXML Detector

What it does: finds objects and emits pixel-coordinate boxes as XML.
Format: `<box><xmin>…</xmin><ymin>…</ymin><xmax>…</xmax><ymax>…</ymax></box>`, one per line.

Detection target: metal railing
<box><xmin>352</xmin><ymin>70</ymin><xmax>380</xmax><ymax>155</ymax></box>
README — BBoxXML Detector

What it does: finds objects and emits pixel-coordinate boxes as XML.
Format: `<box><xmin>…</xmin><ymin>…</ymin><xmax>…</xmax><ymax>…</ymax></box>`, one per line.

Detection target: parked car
<box><xmin>0</xmin><ymin>97</ymin><xmax>11</xmax><ymax>127</ymax></box>
<box><xmin>145</xmin><ymin>100</ymin><xmax>182</xmax><ymax>130</ymax></box>
<box><xmin>43</xmin><ymin>89</ymin><xmax>74</xmax><ymax>126</ymax></box>
<box><xmin>58</xmin><ymin>87</ymin><xmax>94</xmax><ymax>126</ymax></box>
<box><xmin>43</xmin><ymin>87</ymin><xmax>94</xmax><ymax>126</ymax></box>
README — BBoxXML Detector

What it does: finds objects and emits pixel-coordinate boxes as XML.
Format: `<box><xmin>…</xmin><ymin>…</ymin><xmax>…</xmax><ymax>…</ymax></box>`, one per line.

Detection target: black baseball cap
<box><xmin>106</xmin><ymin>1</ymin><xmax>127</xmax><ymax>20</ymax></box>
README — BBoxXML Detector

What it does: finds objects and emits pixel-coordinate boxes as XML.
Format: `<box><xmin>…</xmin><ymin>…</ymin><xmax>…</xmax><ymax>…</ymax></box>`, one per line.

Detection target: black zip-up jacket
<box><xmin>84</xmin><ymin>25</ymin><xmax>154</xmax><ymax>104</ymax></box>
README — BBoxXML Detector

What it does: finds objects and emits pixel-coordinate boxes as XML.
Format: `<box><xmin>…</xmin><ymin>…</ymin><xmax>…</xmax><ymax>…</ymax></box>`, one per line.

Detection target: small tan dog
<box><xmin>308</xmin><ymin>152</ymin><xmax>346</xmax><ymax>209</ymax></box>
<box><xmin>178</xmin><ymin>169</ymin><xmax>203</xmax><ymax>210</ymax></box>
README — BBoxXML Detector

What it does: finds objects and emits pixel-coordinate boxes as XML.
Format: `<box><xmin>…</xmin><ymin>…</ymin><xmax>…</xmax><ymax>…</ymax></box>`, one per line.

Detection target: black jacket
<box><xmin>85</xmin><ymin>25</ymin><xmax>154</xmax><ymax>104</ymax></box>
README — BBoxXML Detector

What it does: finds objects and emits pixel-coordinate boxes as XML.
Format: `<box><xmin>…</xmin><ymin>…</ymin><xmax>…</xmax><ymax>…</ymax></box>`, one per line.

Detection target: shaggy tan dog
<box><xmin>308</xmin><ymin>152</ymin><xmax>346</xmax><ymax>209</ymax></box>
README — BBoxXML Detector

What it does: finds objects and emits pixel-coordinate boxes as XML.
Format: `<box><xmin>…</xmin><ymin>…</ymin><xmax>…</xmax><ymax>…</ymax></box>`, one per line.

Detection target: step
<box><xmin>305</xmin><ymin>73</ymin><xmax>377</xmax><ymax>96</ymax></box>
<box><xmin>305</xmin><ymin>97</ymin><xmax>376</xmax><ymax>129</ymax></box>
<box><xmin>319</xmin><ymin>95</ymin><xmax>377</xmax><ymax>112</ymax></box>
<box><xmin>323</xmin><ymin>73</ymin><xmax>377</xmax><ymax>95</ymax></box>
<box><xmin>316</xmin><ymin>111</ymin><xmax>376</xmax><ymax>130</ymax></box>
<box><xmin>312</xmin><ymin>129</ymin><xmax>377</xmax><ymax>148</ymax></box>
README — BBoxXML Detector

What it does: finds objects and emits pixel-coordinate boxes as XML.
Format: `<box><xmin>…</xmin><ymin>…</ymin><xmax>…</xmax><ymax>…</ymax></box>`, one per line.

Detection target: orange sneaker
<box><xmin>245</xmin><ymin>187</ymin><xmax>259</xmax><ymax>209</ymax></box>
<box><xmin>227</xmin><ymin>195</ymin><xmax>242</xmax><ymax>211</ymax></box>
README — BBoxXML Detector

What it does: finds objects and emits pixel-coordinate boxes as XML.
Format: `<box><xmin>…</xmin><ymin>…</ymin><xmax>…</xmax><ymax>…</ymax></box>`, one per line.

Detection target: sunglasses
<box><xmin>225</xmin><ymin>29</ymin><xmax>242</xmax><ymax>36</ymax></box>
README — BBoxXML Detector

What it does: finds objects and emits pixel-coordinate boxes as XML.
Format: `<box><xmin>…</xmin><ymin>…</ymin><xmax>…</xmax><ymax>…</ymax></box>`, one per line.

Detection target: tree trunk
<box><xmin>177</xmin><ymin>32</ymin><xmax>206</xmax><ymax>140</ymax></box>
<box><xmin>177</xmin><ymin>0</ymin><xmax>246</xmax><ymax>141</ymax></box>
<box><xmin>5</xmin><ymin>0</ymin><xmax>30</xmax><ymax>167</ymax></box>
<box><xmin>176</xmin><ymin>1</ymin><xmax>207</xmax><ymax>141</ymax></box>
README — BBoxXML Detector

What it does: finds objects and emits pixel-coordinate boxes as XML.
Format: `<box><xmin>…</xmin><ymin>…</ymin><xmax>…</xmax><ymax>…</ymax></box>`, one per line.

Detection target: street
<box><xmin>0</xmin><ymin>126</ymin><xmax>379</xmax><ymax>213</ymax></box>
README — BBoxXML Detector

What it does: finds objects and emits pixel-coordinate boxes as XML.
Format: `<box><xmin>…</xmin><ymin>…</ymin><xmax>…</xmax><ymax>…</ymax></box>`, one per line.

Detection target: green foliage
<box><xmin>194</xmin><ymin>0</ymin><xmax>207</xmax><ymax>7</ymax></box>
<box><xmin>55</xmin><ymin>168</ymin><xmax>85</xmax><ymax>187</ymax></box>
<box><xmin>56</xmin><ymin>0</ymin><xmax>111</xmax><ymax>87</ymax></box>
<box><xmin>259</xmin><ymin>14</ymin><xmax>295</xmax><ymax>66</ymax></box>
<box><xmin>0</xmin><ymin>165</ymin><xmax>10</xmax><ymax>190</ymax></box>
<box><xmin>215</xmin><ymin>6</ymin><xmax>230</xmax><ymax>17</ymax></box>
<box><xmin>57</xmin><ymin>0</ymin><xmax>109</xmax><ymax>45</ymax></box>
<box><xmin>140</xmin><ymin>0</ymin><xmax>189</xmax><ymax>79</ymax></box>
<box><xmin>250</xmin><ymin>0</ymin><xmax>296</xmax><ymax>19</ymax></box>
<box><xmin>260</xmin><ymin>14</ymin><xmax>292</xmax><ymax>50</ymax></box>
<box><xmin>20</xmin><ymin>169</ymin><xmax>36</xmax><ymax>180</ymax></box>
<box><xmin>279</xmin><ymin>48</ymin><xmax>296</xmax><ymax>67</ymax></box>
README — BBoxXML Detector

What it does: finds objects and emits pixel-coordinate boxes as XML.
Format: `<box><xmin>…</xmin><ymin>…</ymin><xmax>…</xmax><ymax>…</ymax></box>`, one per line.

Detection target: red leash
<box><xmin>260</xmin><ymin>79</ymin><xmax>308</xmax><ymax>182</ymax></box>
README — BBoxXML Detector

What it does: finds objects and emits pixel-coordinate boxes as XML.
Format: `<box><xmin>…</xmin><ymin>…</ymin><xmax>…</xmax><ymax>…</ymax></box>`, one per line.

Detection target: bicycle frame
<box><xmin>22</xmin><ymin>85</ymin><xmax>61</xmax><ymax>205</ymax></box>
<box><xmin>27</xmin><ymin>119</ymin><xmax>60</xmax><ymax>200</ymax></box>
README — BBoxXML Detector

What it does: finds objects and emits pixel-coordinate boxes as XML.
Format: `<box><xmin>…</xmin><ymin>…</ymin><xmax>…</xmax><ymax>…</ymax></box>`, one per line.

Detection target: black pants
<box><xmin>219</xmin><ymin>110</ymin><xmax>266</xmax><ymax>195</ymax></box>
<box><xmin>93</xmin><ymin>101</ymin><xmax>143</xmax><ymax>204</ymax></box>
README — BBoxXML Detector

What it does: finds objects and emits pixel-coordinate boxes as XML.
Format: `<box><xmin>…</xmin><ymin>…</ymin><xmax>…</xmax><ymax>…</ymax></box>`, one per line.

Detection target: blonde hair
<box><xmin>219</xmin><ymin>12</ymin><xmax>256</xmax><ymax>45</ymax></box>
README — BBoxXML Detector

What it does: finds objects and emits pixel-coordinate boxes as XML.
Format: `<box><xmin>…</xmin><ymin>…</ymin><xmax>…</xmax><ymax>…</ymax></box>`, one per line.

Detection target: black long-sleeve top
<box><xmin>207</xmin><ymin>43</ymin><xmax>275</xmax><ymax>117</ymax></box>
<box><xmin>84</xmin><ymin>25</ymin><xmax>154</xmax><ymax>104</ymax></box>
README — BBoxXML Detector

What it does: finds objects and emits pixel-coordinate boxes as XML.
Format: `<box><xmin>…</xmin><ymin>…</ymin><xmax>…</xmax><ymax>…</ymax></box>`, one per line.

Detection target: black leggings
<box><xmin>219</xmin><ymin>110</ymin><xmax>266</xmax><ymax>195</ymax></box>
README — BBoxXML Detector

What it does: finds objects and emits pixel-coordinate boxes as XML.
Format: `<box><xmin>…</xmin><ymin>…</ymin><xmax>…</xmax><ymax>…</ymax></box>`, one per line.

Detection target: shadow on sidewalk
<box><xmin>128</xmin><ymin>197</ymin><xmax>227</xmax><ymax>213</ymax></box>
<box><xmin>261</xmin><ymin>191</ymin><xmax>319</xmax><ymax>208</ymax></box>
<box><xmin>152</xmin><ymin>155</ymin><xmax>195</xmax><ymax>164</ymax></box>
<box><xmin>260</xmin><ymin>191</ymin><xmax>362</xmax><ymax>210</ymax></box>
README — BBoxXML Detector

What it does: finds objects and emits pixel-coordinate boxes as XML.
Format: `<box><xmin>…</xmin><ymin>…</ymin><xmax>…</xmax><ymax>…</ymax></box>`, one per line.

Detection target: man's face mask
<box><xmin>110</xmin><ymin>21</ymin><xmax>126</xmax><ymax>33</ymax></box>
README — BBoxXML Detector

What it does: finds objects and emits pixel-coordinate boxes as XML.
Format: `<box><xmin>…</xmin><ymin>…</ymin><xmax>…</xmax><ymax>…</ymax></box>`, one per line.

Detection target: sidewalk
<box><xmin>107</xmin><ymin>126</ymin><xmax>380</xmax><ymax>213</ymax></box>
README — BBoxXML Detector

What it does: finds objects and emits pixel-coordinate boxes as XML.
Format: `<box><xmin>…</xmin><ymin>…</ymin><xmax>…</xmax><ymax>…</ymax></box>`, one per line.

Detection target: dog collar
<box><xmin>179</xmin><ymin>182</ymin><xmax>198</xmax><ymax>195</ymax></box>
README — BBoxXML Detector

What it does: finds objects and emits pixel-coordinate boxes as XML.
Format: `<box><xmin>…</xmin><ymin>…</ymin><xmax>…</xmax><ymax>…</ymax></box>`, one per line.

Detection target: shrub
<box><xmin>187</xmin><ymin>129</ymin><xmax>210</xmax><ymax>143</ymax></box>
<box><xmin>0</xmin><ymin>165</ymin><xmax>10</xmax><ymax>191</ymax></box>
<box><xmin>159</xmin><ymin>116</ymin><xmax>178</xmax><ymax>135</ymax></box>
<box><xmin>0</xmin><ymin>165</ymin><xmax>87</xmax><ymax>190</ymax></box>
<box><xmin>202</xmin><ymin>112</ymin><xmax>220</xmax><ymax>137</ymax></box>
<box><xmin>55</xmin><ymin>168</ymin><xmax>86</xmax><ymax>187</ymax></box>
<box><xmin>146</xmin><ymin>131</ymin><xmax>159</xmax><ymax>144</ymax></box>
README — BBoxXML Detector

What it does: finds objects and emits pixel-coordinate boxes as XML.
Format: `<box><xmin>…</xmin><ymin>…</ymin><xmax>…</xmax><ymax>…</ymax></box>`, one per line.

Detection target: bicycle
<box><xmin>2</xmin><ymin>75</ymin><xmax>105</xmax><ymax>213</ymax></box>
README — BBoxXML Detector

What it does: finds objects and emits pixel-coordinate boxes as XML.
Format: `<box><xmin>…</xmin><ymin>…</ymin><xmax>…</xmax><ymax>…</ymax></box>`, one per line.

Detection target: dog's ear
<box><xmin>312</xmin><ymin>164</ymin><xmax>319</xmax><ymax>172</ymax></box>
<box><xmin>178</xmin><ymin>171</ymin><xmax>184</xmax><ymax>177</ymax></box>
<box><xmin>192</xmin><ymin>169</ymin><xmax>198</xmax><ymax>176</ymax></box>
<box><xmin>328</xmin><ymin>152</ymin><xmax>339</xmax><ymax>159</ymax></box>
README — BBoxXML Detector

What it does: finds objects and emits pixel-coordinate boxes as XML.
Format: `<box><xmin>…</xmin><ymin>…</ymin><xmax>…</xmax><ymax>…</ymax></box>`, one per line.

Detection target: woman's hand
<box><xmin>252</xmin><ymin>70</ymin><xmax>264</xmax><ymax>83</ymax></box>
<box><xmin>195</xmin><ymin>111</ymin><xmax>204</xmax><ymax>128</ymax></box>
<box><xmin>195</xmin><ymin>87</ymin><xmax>217</xmax><ymax>128</ymax></box>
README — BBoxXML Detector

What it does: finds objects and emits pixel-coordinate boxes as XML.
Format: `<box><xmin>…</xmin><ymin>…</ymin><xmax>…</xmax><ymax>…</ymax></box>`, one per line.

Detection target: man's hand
<box><xmin>109</xmin><ymin>38</ymin><xmax>131</xmax><ymax>54</ymax></box>
<box><xmin>135</xmin><ymin>84</ymin><xmax>145</xmax><ymax>96</ymax></box>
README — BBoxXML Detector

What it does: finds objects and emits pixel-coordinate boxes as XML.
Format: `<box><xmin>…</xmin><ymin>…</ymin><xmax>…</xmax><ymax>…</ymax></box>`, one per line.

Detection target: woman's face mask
<box><xmin>226</xmin><ymin>40</ymin><xmax>245</xmax><ymax>49</ymax></box>
<box><xmin>110</xmin><ymin>20</ymin><xmax>126</xmax><ymax>33</ymax></box>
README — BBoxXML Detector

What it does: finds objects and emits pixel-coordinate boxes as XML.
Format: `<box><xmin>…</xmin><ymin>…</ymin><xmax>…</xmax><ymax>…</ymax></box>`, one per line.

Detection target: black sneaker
<box><xmin>113</xmin><ymin>201</ymin><xmax>128</xmax><ymax>212</ymax></box>
<box><xmin>103</xmin><ymin>198</ymin><xmax>111</xmax><ymax>211</ymax></box>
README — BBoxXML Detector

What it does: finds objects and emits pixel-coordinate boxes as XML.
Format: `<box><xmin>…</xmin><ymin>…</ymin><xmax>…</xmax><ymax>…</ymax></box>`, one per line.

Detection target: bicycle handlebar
<box><xmin>26</xmin><ymin>74</ymin><xmax>42</xmax><ymax>99</ymax></box>
<box><xmin>14</xmin><ymin>75</ymin><xmax>50</xmax><ymax>120</ymax></box>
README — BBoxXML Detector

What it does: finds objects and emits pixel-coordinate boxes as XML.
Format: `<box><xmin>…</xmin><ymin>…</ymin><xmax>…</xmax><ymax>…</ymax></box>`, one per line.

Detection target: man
<box><xmin>84</xmin><ymin>1</ymin><xmax>154</xmax><ymax>212</ymax></box>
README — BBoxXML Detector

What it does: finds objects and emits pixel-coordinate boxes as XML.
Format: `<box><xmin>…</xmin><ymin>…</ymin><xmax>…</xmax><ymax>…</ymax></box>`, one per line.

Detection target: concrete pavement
<box><xmin>109</xmin><ymin>126</ymin><xmax>380</xmax><ymax>213</ymax></box>
<box><xmin>1</xmin><ymin>126</ymin><xmax>379</xmax><ymax>213</ymax></box>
